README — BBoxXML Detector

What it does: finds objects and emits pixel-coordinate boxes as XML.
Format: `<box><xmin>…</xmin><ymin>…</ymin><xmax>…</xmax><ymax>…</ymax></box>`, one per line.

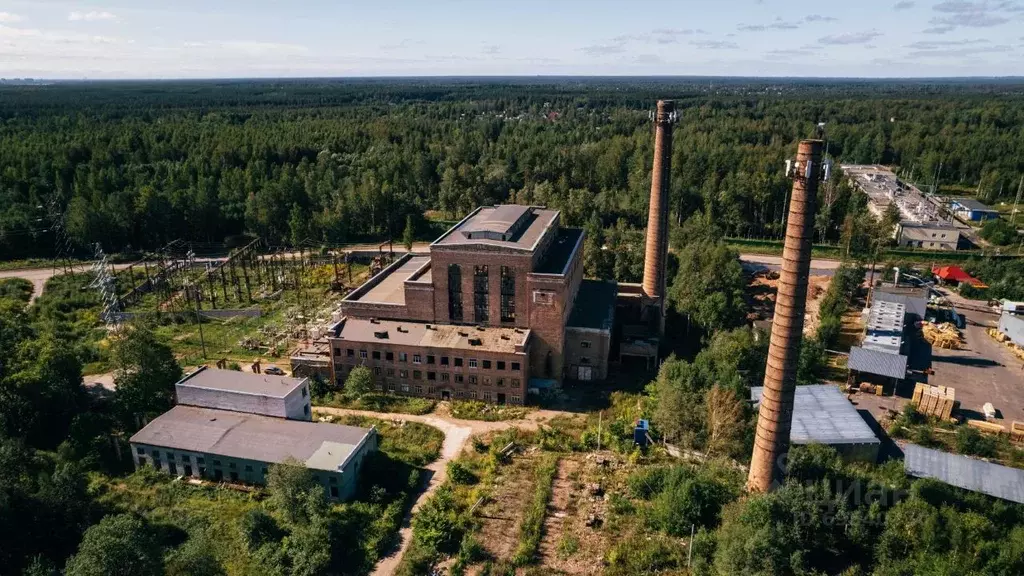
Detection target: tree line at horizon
<box><xmin>1</xmin><ymin>79</ymin><xmax>1022</xmax><ymax>265</ymax></box>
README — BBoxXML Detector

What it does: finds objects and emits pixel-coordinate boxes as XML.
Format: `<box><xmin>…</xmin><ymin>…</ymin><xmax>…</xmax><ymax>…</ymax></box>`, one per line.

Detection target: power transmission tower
<box><xmin>88</xmin><ymin>243</ymin><xmax>122</xmax><ymax>327</ymax></box>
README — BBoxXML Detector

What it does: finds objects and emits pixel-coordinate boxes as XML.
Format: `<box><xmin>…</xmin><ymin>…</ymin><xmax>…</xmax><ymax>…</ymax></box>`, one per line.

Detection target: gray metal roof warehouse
<box><xmin>904</xmin><ymin>444</ymin><xmax>1024</xmax><ymax>504</ymax></box>
<box><xmin>848</xmin><ymin>345</ymin><xmax>908</xmax><ymax>380</ymax></box>
<box><xmin>750</xmin><ymin>384</ymin><xmax>879</xmax><ymax>447</ymax></box>
<box><xmin>130</xmin><ymin>405</ymin><xmax>374</xmax><ymax>473</ymax></box>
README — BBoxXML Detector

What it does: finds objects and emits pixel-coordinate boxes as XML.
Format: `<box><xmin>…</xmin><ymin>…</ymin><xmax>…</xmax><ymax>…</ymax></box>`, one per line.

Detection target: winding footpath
<box><xmin>312</xmin><ymin>406</ymin><xmax>568</xmax><ymax>575</ymax></box>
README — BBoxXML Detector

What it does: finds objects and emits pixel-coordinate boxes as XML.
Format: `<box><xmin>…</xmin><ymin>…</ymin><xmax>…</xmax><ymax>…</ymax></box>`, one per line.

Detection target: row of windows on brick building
<box><xmin>378</xmin><ymin>382</ymin><xmax>521</xmax><ymax>404</ymax></box>
<box><xmin>339</xmin><ymin>363</ymin><xmax>521</xmax><ymax>387</ymax></box>
<box><xmin>337</xmin><ymin>348</ymin><xmax>521</xmax><ymax>371</ymax></box>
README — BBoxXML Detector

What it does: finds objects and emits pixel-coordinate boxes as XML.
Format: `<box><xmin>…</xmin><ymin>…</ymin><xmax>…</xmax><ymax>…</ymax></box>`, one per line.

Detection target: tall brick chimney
<box><xmin>642</xmin><ymin>100</ymin><xmax>675</xmax><ymax>325</ymax></box>
<box><xmin>747</xmin><ymin>139</ymin><xmax>823</xmax><ymax>493</ymax></box>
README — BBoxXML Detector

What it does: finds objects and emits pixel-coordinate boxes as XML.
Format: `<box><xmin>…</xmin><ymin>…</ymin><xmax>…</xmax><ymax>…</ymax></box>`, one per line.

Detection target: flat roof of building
<box><xmin>352</xmin><ymin>255</ymin><xmax>431</xmax><ymax>304</ymax></box>
<box><xmin>177</xmin><ymin>367</ymin><xmax>306</xmax><ymax>399</ymax></box>
<box><xmin>333</xmin><ymin>317</ymin><xmax>529</xmax><ymax>354</ymax></box>
<box><xmin>130</xmin><ymin>405</ymin><xmax>372</xmax><ymax>473</ymax></box>
<box><xmin>432</xmin><ymin>205</ymin><xmax>559</xmax><ymax>251</ymax></box>
<box><xmin>951</xmin><ymin>198</ymin><xmax>997</xmax><ymax>212</ymax></box>
<box><xmin>848</xmin><ymin>345</ymin><xmax>908</xmax><ymax>379</ymax></box>
<box><xmin>900</xmin><ymin>220</ymin><xmax>960</xmax><ymax>230</ymax></box>
<box><xmin>466</xmin><ymin>204</ymin><xmax>532</xmax><ymax>234</ymax></box>
<box><xmin>568</xmin><ymin>279</ymin><xmax>617</xmax><ymax>331</ymax></box>
<box><xmin>750</xmin><ymin>384</ymin><xmax>879</xmax><ymax>446</ymax></box>
<box><xmin>904</xmin><ymin>443</ymin><xmax>1024</xmax><ymax>504</ymax></box>
<box><xmin>536</xmin><ymin>228</ymin><xmax>583</xmax><ymax>274</ymax></box>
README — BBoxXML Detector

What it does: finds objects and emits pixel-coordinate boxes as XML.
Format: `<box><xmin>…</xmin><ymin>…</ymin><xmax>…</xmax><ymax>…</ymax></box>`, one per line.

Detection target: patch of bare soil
<box><xmin>474</xmin><ymin>454</ymin><xmax>539</xmax><ymax>565</ymax></box>
<box><xmin>747</xmin><ymin>272</ymin><xmax>831</xmax><ymax>336</ymax></box>
<box><xmin>538</xmin><ymin>458</ymin><xmax>584</xmax><ymax>572</ymax></box>
<box><xmin>802</xmin><ymin>275</ymin><xmax>832</xmax><ymax>336</ymax></box>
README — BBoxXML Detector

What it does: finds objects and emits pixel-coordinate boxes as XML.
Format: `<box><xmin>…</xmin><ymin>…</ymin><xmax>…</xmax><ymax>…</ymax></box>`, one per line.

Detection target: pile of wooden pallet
<box><xmin>987</xmin><ymin>328</ymin><xmax>1024</xmax><ymax>361</ymax></box>
<box><xmin>922</xmin><ymin>322</ymin><xmax>964</xmax><ymax>349</ymax></box>
<box><xmin>912</xmin><ymin>383</ymin><xmax>957</xmax><ymax>420</ymax></box>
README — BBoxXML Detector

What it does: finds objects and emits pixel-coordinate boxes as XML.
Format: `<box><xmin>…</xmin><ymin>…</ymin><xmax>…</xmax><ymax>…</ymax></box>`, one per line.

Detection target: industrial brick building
<box><xmin>129</xmin><ymin>368</ymin><xmax>377</xmax><ymax>500</ymax></box>
<box><xmin>330</xmin><ymin>204</ymin><xmax>616</xmax><ymax>403</ymax></box>
<box><xmin>327</xmin><ymin>100</ymin><xmax>676</xmax><ymax>404</ymax></box>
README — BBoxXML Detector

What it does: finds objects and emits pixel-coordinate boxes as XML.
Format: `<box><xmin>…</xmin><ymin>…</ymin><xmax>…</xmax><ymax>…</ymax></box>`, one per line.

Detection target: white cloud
<box><xmin>692</xmin><ymin>40</ymin><xmax>740</xmax><ymax>50</ymax></box>
<box><xmin>68</xmin><ymin>11</ymin><xmax>118</xmax><ymax>22</ymax></box>
<box><xmin>0</xmin><ymin>12</ymin><xmax>22</xmax><ymax>23</ymax></box>
<box><xmin>819</xmin><ymin>30</ymin><xmax>883</xmax><ymax>44</ymax></box>
<box><xmin>894</xmin><ymin>1</ymin><xmax>915</xmax><ymax>9</ymax></box>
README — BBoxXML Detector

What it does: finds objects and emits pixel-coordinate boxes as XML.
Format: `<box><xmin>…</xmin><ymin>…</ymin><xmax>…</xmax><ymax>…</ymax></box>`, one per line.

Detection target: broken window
<box><xmin>448</xmin><ymin>264</ymin><xmax>463</xmax><ymax>322</ymax></box>
<box><xmin>474</xmin><ymin>265</ymin><xmax>489</xmax><ymax>323</ymax></box>
<box><xmin>500</xmin><ymin>266</ymin><xmax>515</xmax><ymax>322</ymax></box>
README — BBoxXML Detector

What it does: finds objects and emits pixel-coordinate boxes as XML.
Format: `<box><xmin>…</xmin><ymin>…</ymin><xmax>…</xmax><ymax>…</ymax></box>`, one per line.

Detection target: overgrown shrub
<box><xmin>511</xmin><ymin>455</ymin><xmax>559</xmax><ymax>566</ymax></box>
<box><xmin>447</xmin><ymin>461</ymin><xmax>478</xmax><ymax>485</ymax></box>
<box><xmin>956</xmin><ymin>426</ymin><xmax>998</xmax><ymax>458</ymax></box>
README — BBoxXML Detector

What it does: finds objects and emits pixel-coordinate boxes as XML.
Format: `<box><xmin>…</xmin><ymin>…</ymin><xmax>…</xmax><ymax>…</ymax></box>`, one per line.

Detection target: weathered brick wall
<box><xmin>430</xmin><ymin>248</ymin><xmax>534</xmax><ymax>328</ymax></box>
<box><xmin>564</xmin><ymin>327</ymin><xmax>611</xmax><ymax>381</ymax></box>
<box><xmin>328</xmin><ymin>336</ymin><xmax>529</xmax><ymax>404</ymax></box>
<box><xmin>404</xmin><ymin>282</ymin><xmax>436</xmax><ymax>322</ymax></box>
<box><xmin>339</xmin><ymin>300</ymin><xmax>409</xmax><ymax>321</ymax></box>
<box><xmin>526</xmin><ymin>274</ymin><xmax>568</xmax><ymax>380</ymax></box>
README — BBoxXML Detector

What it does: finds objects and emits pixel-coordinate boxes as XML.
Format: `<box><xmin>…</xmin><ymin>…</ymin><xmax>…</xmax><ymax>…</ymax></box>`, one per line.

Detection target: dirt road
<box><xmin>312</xmin><ymin>405</ymin><xmax>570</xmax><ymax>575</ymax></box>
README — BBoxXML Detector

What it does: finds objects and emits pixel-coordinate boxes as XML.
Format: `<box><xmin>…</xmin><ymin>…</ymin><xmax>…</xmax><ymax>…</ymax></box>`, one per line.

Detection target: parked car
<box><xmin>263</xmin><ymin>366</ymin><xmax>285</xmax><ymax>375</ymax></box>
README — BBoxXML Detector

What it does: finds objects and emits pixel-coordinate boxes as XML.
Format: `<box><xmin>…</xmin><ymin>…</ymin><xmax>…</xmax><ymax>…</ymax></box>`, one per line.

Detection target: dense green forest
<box><xmin>1</xmin><ymin>78</ymin><xmax>1023</xmax><ymax>261</ymax></box>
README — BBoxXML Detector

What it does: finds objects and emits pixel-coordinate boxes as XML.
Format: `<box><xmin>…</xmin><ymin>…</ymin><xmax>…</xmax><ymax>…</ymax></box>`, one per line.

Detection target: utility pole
<box><xmin>191</xmin><ymin>283</ymin><xmax>207</xmax><ymax>359</ymax></box>
<box><xmin>1013</xmin><ymin>175</ymin><xmax>1023</xmax><ymax>226</ymax></box>
<box><xmin>688</xmin><ymin>524</ymin><xmax>695</xmax><ymax>567</ymax></box>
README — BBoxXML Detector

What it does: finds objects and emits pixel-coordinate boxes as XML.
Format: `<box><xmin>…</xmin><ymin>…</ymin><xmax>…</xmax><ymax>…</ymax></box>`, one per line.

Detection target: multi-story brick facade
<box><xmin>330</xmin><ymin>317</ymin><xmax>530</xmax><ymax>404</ymax></box>
<box><xmin>330</xmin><ymin>205</ymin><xmax>616</xmax><ymax>403</ymax></box>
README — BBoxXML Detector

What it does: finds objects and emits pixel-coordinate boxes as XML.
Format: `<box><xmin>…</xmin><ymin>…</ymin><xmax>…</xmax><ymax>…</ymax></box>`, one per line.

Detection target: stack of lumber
<box><xmin>922</xmin><ymin>322</ymin><xmax>964</xmax><ymax>349</ymax></box>
<box><xmin>987</xmin><ymin>328</ymin><xmax>1024</xmax><ymax>361</ymax></box>
<box><xmin>1011</xmin><ymin>421</ymin><xmax>1024</xmax><ymax>442</ymax></box>
<box><xmin>912</xmin><ymin>383</ymin><xmax>957</xmax><ymax>420</ymax></box>
<box><xmin>967</xmin><ymin>419</ymin><xmax>1006</xmax><ymax>435</ymax></box>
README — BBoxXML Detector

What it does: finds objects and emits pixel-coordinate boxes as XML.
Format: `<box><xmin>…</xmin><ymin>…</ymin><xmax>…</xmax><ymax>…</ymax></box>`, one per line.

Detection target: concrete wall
<box><xmin>175</xmin><ymin>380</ymin><xmax>311</xmax><ymax>421</ymax></box>
<box><xmin>282</xmin><ymin>383</ymin><xmax>313</xmax><ymax>421</ymax></box>
<box><xmin>1000</xmin><ymin>312</ymin><xmax>1024</xmax><ymax>347</ymax></box>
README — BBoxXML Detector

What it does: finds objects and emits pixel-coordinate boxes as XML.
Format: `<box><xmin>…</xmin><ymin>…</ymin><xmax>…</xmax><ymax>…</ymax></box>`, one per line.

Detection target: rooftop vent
<box><xmin>458</xmin><ymin>330</ymin><xmax>469</xmax><ymax>337</ymax></box>
<box><xmin>468</xmin><ymin>337</ymin><xmax>482</xmax><ymax>346</ymax></box>
<box><xmin>425</xmin><ymin>324</ymin><xmax>433</xmax><ymax>330</ymax></box>
<box><xmin>500</xmin><ymin>334</ymin><xmax>510</xmax><ymax>340</ymax></box>
<box><xmin>397</xmin><ymin>326</ymin><xmax>408</xmax><ymax>333</ymax></box>
<box><xmin>476</xmin><ymin>325</ymin><xmax>485</xmax><ymax>331</ymax></box>
<box><xmin>373</xmin><ymin>330</ymin><xmax>389</xmax><ymax>339</ymax></box>
<box><xmin>369</xmin><ymin>318</ymin><xmax>379</xmax><ymax>324</ymax></box>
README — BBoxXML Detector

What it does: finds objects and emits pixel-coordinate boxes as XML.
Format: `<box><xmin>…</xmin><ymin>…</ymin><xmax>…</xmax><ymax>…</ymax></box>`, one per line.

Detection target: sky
<box><xmin>0</xmin><ymin>0</ymin><xmax>1022</xmax><ymax>79</ymax></box>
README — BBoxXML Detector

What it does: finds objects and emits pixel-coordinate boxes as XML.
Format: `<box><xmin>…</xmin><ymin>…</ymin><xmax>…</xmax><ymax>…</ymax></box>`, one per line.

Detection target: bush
<box><xmin>556</xmin><ymin>534</ymin><xmax>579</xmax><ymax>559</ymax></box>
<box><xmin>955</xmin><ymin>426</ymin><xmax>998</xmax><ymax>458</ymax></box>
<box><xmin>647</xmin><ymin>474</ymin><xmax>734</xmax><ymax>536</ymax></box>
<box><xmin>447</xmin><ymin>461</ymin><xmax>478</xmax><ymax>485</ymax></box>
<box><xmin>605</xmin><ymin>534</ymin><xmax>686</xmax><ymax>575</ymax></box>
<box><xmin>627</xmin><ymin>466</ymin><xmax>671</xmax><ymax>500</ymax></box>
<box><xmin>980</xmin><ymin>218</ymin><xmax>1019</xmax><ymax>246</ymax></box>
